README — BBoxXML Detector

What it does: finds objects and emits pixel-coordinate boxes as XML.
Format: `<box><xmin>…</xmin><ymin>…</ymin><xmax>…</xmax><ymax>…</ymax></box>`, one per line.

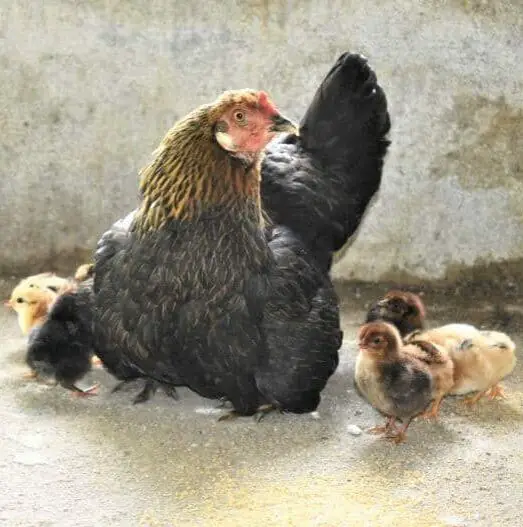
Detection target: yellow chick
<box><xmin>407</xmin><ymin>325</ymin><xmax>517</xmax><ymax>405</ymax></box>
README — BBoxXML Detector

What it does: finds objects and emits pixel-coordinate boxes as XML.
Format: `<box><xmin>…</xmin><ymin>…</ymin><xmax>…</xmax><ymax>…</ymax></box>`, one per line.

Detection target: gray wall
<box><xmin>1</xmin><ymin>0</ymin><xmax>522</xmax><ymax>281</ymax></box>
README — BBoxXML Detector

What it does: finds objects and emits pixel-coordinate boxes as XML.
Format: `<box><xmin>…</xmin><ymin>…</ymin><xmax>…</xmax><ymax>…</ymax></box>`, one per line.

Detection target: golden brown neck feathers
<box><xmin>136</xmin><ymin>97</ymin><xmax>264</xmax><ymax>233</ymax></box>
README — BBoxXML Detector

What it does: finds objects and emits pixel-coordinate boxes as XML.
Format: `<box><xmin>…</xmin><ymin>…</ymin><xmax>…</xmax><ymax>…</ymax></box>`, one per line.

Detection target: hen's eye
<box><xmin>234</xmin><ymin>111</ymin><xmax>246</xmax><ymax>124</ymax></box>
<box><xmin>372</xmin><ymin>337</ymin><xmax>382</xmax><ymax>345</ymax></box>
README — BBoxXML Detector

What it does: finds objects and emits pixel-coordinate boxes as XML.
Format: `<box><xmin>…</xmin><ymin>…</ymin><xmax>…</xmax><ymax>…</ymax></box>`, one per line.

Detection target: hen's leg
<box><xmin>215</xmin><ymin>397</ymin><xmax>233</xmax><ymax>409</ymax></box>
<box><xmin>133</xmin><ymin>380</ymin><xmax>158</xmax><ymax>404</ymax></box>
<box><xmin>161</xmin><ymin>384</ymin><xmax>179</xmax><ymax>401</ymax></box>
<box><xmin>218</xmin><ymin>404</ymin><xmax>280</xmax><ymax>423</ymax></box>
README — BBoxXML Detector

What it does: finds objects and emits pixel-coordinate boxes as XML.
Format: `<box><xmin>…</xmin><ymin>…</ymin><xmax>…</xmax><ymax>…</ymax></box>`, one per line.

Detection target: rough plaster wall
<box><xmin>1</xmin><ymin>0</ymin><xmax>522</xmax><ymax>280</ymax></box>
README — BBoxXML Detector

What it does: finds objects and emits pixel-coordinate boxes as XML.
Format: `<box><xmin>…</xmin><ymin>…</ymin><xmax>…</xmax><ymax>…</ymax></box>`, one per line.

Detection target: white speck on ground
<box><xmin>347</xmin><ymin>424</ymin><xmax>363</xmax><ymax>436</ymax></box>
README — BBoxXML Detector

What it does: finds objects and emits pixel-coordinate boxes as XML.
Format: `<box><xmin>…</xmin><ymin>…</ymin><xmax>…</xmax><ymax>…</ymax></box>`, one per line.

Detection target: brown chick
<box><xmin>365</xmin><ymin>289</ymin><xmax>426</xmax><ymax>338</ymax></box>
<box><xmin>355</xmin><ymin>321</ymin><xmax>437</xmax><ymax>444</ymax></box>
<box><xmin>367</xmin><ymin>290</ymin><xmax>518</xmax><ymax>407</ymax></box>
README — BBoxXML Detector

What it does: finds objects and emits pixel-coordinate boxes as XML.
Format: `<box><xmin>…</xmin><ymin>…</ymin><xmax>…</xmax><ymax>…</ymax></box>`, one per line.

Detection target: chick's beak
<box><xmin>4</xmin><ymin>300</ymin><xmax>12</xmax><ymax>308</ymax></box>
<box><xmin>270</xmin><ymin>114</ymin><xmax>297</xmax><ymax>134</ymax></box>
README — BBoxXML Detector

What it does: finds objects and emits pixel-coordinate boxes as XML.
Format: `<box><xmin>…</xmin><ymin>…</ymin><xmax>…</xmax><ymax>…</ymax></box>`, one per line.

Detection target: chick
<box><xmin>356</xmin><ymin>321</ymin><xmax>442</xmax><ymax>444</ymax></box>
<box><xmin>4</xmin><ymin>286</ymin><xmax>58</xmax><ymax>381</ymax></box>
<box><xmin>5</xmin><ymin>285</ymin><xmax>58</xmax><ymax>336</ymax></box>
<box><xmin>74</xmin><ymin>263</ymin><xmax>94</xmax><ymax>282</ymax></box>
<box><xmin>406</xmin><ymin>336</ymin><xmax>455</xmax><ymax>419</ymax></box>
<box><xmin>25</xmin><ymin>286</ymin><xmax>98</xmax><ymax>397</ymax></box>
<box><xmin>411</xmin><ymin>327</ymin><xmax>516</xmax><ymax>405</ymax></box>
<box><xmin>370</xmin><ymin>290</ymin><xmax>518</xmax><ymax>406</ymax></box>
<box><xmin>365</xmin><ymin>290</ymin><xmax>426</xmax><ymax>337</ymax></box>
<box><xmin>14</xmin><ymin>272</ymin><xmax>70</xmax><ymax>295</ymax></box>
<box><xmin>5</xmin><ymin>278</ymin><xmax>102</xmax><ymax>379</ymax></box>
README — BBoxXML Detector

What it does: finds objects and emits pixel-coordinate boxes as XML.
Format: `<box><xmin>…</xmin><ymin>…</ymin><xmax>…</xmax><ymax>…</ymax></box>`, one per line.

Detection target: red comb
<box><xmin>258</xmin><ymin>91</ymin><xmax>278</xmax><ymax>116</ymax></box>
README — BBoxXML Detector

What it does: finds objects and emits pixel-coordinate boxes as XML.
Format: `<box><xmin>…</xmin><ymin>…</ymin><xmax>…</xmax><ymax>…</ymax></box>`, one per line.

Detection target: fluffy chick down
<box><xmin>355</xmin><ymin>321</ymin><xmax>452</xmax><ymax>443</ymax></box>
<box><xmin>408</xmin><ymin>325</ymin><xmax>517</xmax><ymax>403</ymax></box>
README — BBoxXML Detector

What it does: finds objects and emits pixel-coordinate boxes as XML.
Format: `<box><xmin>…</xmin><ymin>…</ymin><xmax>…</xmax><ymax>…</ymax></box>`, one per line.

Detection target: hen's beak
<box><xmin>270</xmin><ymin>114</ymin><xmax>297</xmax><ymax>134</ymax></box>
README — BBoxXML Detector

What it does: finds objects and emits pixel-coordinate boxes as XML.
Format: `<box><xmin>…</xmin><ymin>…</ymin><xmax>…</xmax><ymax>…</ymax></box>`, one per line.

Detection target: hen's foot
<box><xmin>215</xmin><ymin>397</ymin><xmax>233</xmax><ymax>410</ymax></box>
<box><xmin>218</xmin><ymin>404</ymin><xmax>281</xmax><ymax>423</ymax></box>
<box><xmin>133</xmin><ymin>380</ymin><xmax>158</xmax><ymax>405</ymax></box>
<box><xmin>253</xmin><ymin>404</ymin><xmax>281</xmax><ymax>423</ymax></box>
<box><xmin>162</xmin><ymin>384</ymin><xmax>179</xmax><ymax>401</ymax></box>
<box><xmin>218</xmin><ymin>411</ymin><xmax>241</xmax><ymax>422</ymax></box>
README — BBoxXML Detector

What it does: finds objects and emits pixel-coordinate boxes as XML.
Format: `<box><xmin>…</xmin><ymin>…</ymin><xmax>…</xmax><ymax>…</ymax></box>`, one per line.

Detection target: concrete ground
<box><xmin>0</xmin><ymin>279</ymin><xmax>522</xmax><ymax>527</ymax></box>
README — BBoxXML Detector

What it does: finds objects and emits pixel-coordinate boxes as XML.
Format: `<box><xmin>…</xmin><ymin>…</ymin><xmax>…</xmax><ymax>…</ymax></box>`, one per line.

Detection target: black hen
<box><xmin>91</xmin><ymin>89</ymin><xmax>341</xmax><ymax>418</ymax></box>
<box><xmin>31</xmin><ymin>52</ymin><xmax>389</xmax><ymax>404</ymax></box>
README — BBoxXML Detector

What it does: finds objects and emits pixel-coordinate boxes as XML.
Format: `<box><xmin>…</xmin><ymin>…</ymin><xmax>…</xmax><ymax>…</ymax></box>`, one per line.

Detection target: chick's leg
<box><xmin>463</xmin><ymin>390</ymin><xmax>488</xmax><ymax>406</ymax></box>
<box><xmin>384</xmin><ymin>418</ymin><xmax>412</xmax><ymax>444</ymax></box>
<box><xmin>419</xmin><ymin>396</ymin><xmax>444</xmax><ymax>420</ymax></box>
<box><xmin>367</xmin><ymin>416</ymin><xmax>398</xmax><ymax>435</ymax></box>
<box><xmin>486</xmin><ymin>384</ymin><xmax>506</xmax><ymax>400</ymax></box>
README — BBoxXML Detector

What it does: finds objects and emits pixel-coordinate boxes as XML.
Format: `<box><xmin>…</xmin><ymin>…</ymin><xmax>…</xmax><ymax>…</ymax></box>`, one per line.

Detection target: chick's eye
<box><xmin>234</xmin><ymin>111</ymin><xmax>246</xmax><ymax>124</ymax></box>
<box><xmin>16</xmin><ymin>297</ymin><xmax>24</xmax><ymax>304</ymax></box>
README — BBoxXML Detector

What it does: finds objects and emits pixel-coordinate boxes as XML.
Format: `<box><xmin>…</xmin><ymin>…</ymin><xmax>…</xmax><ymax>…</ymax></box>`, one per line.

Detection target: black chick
<box><xmin>26</xmin><ymin>285</ymin><xmax>97</xmax><ymax>396</ymax></box>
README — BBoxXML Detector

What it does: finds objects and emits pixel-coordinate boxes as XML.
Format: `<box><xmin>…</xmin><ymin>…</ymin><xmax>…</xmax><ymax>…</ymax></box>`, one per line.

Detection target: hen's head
<box><xmin>366</xmin><ymin>290</ymin><xmax>426</xmax><ymax>336</ymax></box>
<box><xmin>211</xmin><ymin>90</ymin><xmax>296</xmax><ymax>156</ymax></box>
<box><xmin>358</xmin><ymin>321</ymin><xmax>401</xmax><ymax>359</ymax></box>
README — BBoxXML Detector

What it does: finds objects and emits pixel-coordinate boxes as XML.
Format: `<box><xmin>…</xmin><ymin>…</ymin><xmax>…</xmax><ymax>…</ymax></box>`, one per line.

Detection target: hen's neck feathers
<box><xmin>135</xmin><ymin>105</ymin><xmax>263</xmax><ymax>234</ymax></box>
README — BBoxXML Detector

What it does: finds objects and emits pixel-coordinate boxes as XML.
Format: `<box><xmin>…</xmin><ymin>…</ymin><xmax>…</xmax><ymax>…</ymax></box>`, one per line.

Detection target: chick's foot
<box><xmin>486</xmin><ymin>384</ymin><xmax>506</xmax><ymax>400</ymax></box>
<box><xmin>419</xmin><ymin>397</ymin><xmax>443</xmax><ymax>421</ymax></box>
<box><xmin>367</xmin><ymin>416</ymin><xmax>398</xmax><ymax>435</ymax></box>
<box><xmin>463</xmin><ymin>390</ymin><xmax>487</xmax><ymax>406</ymax></box>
